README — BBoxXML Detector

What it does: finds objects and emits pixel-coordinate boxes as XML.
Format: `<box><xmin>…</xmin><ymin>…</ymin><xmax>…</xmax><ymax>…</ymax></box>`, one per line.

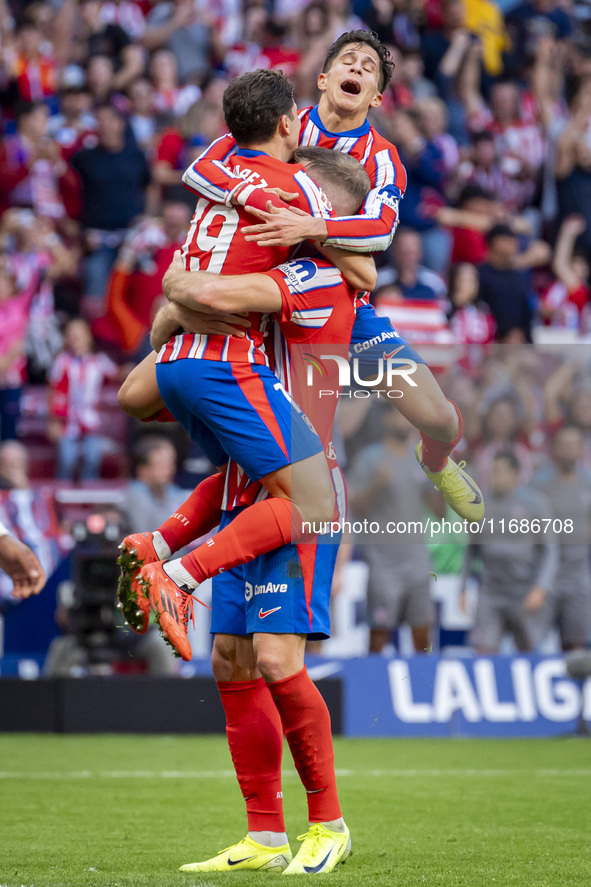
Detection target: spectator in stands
<box><xmin>4</xmin><ymin>8</ymin><xmax>77</xmax><ymax>105</ymax></box>
<box><xmin>0</xmin><ymin>257</ymin><xmax>34</xmax><ymax>440</ymax></box>
<box><xmin>461</xmin><ymin>54</ymin><xmax>544</xmax><ymax>212</ymax></box>
<box><xmin>556</xmin><ymin>78</ymin><xmax>591</xmax><ymax>252</ymax></box>
<box><xmin>544</xmin><ymin>361</ymin><xmax>591</xmax><ymax>469</ymax></box>
<box><xmin>151</xmin><ymin>98</ymin><xmax>226</xmax><ymax>210</ymax></box>
<box><xmin>376</xmin><ymin>227</ymin><xmax>445</xmax><ymax>301</ymax></box>
<box><xmin>417</xmin><ymin>95</ymin><xmax>459</xmax><ymax>192</ymax></box>
<box><xmin>92</xmin><ymin>200</ymin><xmax>191</xmax><ymax>356</ymax></box>
<box><xmin>85</xmin><ymin>54</ymin><xmax>117</xmax><ymax>104</ymax></box>
<box><xmin>447</xmin><ymin>262</ymin><xmax>496</xmax><ymax>344</ymax></box>
<box><xmin>142</xmin><ymin>0</ymin><xmax>215</xmax><ymax>84</ymax></box>
<box><xmin>69</xmin><ymin>102</ymin><xmax>151</xmax><ymax>318</ymax></box>
<box><xmin>532</xmin><ymin>425</ymin><xmax>591</xmax><ymax>651</ymax></box>
<box><xmin>389</xmin><ymin>108</ymin><xmax>450</xmax><ymax>272</ymax></box>
<box><xmin>48</xmin><ymin>318</ymin><xmax>120</xmax><ymax>481</ymax></box>
<box><xmin>122</xmin><ymin>434</ymin><xmax>189</xmax><ymax>537</ymax></box>
<box><xmin>478</xmin><ymin>224</ymin><xmax>549</xmax><ymax>342</ymax></box>
<box><xmin>347</xmin><ymin>406</ymin><xmax>433</xmax><ymax>655</ymax></box>
<box><xmin>149</xmin><ymin>48</ymin><xmax>201</xmax><ymax>119</ymax></box>
<box><xmin>47</xmin><ymin>79</ymin><xmax>97</xmax><ymax>159</ymax></box>
<box><xmin>76</xmin><ymin>0</ymin><xmax>145</xmax><ymax>93</ymax></box>
<box><xmin>506</xmin><ymin>0</ymin><xmax>573</xmax><ymax>78</ymax></box>
<box><xmin>542</xmin><ymin>215</ymin><xmax>590</xmax><ymax>330</ymax></box>
<box><xmin>0</xmin><ymin>100</ymin><xmax>73</xmax><ymax>221</ymax></box>
<box><xmin>127</xmin><ymin>77</ymin><xmax>157</xmax><ymax>155</ymax></box>
<box><xmin>462</xmin><ymin>450</ymin><xmax>557</xmax><ymax>653</ymax></box>
<box><xmin>472</xmin><ymin>395</ymin><xmax>535</xmax><ymax>488</ymax></box>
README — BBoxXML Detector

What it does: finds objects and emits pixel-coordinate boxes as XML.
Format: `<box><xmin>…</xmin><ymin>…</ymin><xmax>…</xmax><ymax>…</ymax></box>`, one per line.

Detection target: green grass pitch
<box><xmin>1</xmin><ymin>734</ymin><xmax>590</xmax><ymax>886</ymax></box>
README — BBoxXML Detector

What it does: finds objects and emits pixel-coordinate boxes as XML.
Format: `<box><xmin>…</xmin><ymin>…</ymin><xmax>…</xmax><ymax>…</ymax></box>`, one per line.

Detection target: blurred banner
<box><xmin>311</xmin><ymin>655</ymin><xmax>591</xmax><ymax>738</ymax></box>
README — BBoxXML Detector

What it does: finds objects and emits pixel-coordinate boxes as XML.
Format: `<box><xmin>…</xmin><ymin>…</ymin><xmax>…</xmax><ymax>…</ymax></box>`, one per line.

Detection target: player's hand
<box><xmin>242</xmin><ymin>208</ymin><xmax>328</xmax><ymax>246</ymax></box>
<box><xmin>0</xmin><ymin>535</ymin><xmax>46</xmax><ymax>599</ymax></box>
<box><xmin>523</xmin><ymin>586</ymin><xmax>546</xmax><ymax>613</ymax></box>
<box><xmin>265</xmin><ymin>187</ymin><xmax>297</xmax><ymax>202</ymax></box>
<box><xmin>233</xmin><ymin>183</ymin><xmax>294</xmax><ymax>217</ymax></box>
<box><xmin>174</xmin><ymin>303</ymin><xmax>251</xmax><ymax>338</ymax></box>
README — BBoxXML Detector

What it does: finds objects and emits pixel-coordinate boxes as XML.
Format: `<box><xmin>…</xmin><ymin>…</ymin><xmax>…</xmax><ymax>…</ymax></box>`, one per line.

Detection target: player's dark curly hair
<box><xmin>322</xmin><ymin>30</ymin><xmax>394</xmax><ymax>92</ymax></box>
<box><xmin>223</xmin><ymin>69</ymin><xmax>296</xmax><ymax>146</ymax></box>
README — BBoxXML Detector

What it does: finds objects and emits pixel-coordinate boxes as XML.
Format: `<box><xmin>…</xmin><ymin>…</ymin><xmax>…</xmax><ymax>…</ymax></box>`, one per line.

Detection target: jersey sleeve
<box><xmin>267</xmin><ymin>259</ymin><xmax>345</xmax><ymax>342</ymax></box>
<box><xmin>323</xmin><ymin>146</ymin><xmax>407</xmax><ymax>253</ymax></box>
<box><xmin>292</xmin><ymin>169</ymin><xmax>333</xmax><ymax>219</ymax></box>
<box><xmin>181</xmin><ymin>134</ymin><xmax>242</xmax><ymax>205</ymax></box>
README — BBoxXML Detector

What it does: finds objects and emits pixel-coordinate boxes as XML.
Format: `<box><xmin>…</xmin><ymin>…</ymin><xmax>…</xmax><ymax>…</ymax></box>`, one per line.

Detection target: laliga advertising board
<box><xmin>330</xmin><ymin>656</ymin><xmax>591</xmax><ymax>737</ymax></box>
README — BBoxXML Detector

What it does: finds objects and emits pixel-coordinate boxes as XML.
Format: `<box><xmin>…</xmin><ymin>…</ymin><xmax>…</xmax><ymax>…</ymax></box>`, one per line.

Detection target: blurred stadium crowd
<box><xmin>1</xmin><ymin>0</ymin><xmax>591</xmax><ymax>665</ymax></box>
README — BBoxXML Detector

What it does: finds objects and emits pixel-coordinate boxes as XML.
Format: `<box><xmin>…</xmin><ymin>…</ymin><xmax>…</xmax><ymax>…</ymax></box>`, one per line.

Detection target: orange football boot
<box><xmin>116</xmin><ymin>532</ymin><xmax>159</xmax><ymax>633</ymax></box>
<box><xmin>139</xmin><ymin>561</ymin><xmax>208</xmax><ymax>661</ymax></box>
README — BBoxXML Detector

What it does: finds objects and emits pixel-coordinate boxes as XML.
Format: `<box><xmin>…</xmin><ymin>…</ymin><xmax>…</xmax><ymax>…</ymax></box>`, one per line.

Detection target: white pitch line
<box><xmin>0</xmin><ymin>768</ymin><xmax>590</xmax><ymax>780</ymax></box>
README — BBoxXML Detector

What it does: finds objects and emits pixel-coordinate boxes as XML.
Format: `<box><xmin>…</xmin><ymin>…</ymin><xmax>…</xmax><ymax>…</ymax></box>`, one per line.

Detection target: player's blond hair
<box><xmin>294</xmin><ymin>146</ymin><xmax>371</xmax><ymax>213</ymax></box>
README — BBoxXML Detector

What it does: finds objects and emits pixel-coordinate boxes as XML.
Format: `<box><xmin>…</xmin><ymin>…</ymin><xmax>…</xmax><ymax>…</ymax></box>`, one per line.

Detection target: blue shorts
<box><xmin>210</xmin><ymin>507</ymin><xmax>340</xmax><ymax>640</ymax></box>
<box><xmin>156</xmin><ymin>359</ymin><xmax>323</xmax><ymax>480</ymax></box>
<box><xmin>350</xmin><ymin>304</ymin><xmax>427</xmax><ymax>372</ymax></box>
<box><xmin>210</xmin><ymin>465</ymin><xmax>345</xmax><ymax>640</ymax></box>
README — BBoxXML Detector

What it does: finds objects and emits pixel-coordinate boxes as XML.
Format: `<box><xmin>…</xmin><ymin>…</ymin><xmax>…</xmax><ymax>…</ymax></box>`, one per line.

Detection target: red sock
<box><xmin>218</xmin><ymin>678</ymin><xmax>285</xmax><ymax>832</ymax></box>
<box><xmin>268</xmin><ymin>667</ymin><xmax>341</xmax><ymax>823</ymax></box>
<box><xmin>157</xmin><ymin>472</ymin><xmax>225</xmax><ymax>554</ymax></box>
<box><xmin>420</xmin><ymin>400</ymin><xmax>463</xmax><ymax>472</ymax></box>
<box><xmin>180</xmin><ymin>497</ymin><xmax>299</xmax><ymax>584</ymax></box>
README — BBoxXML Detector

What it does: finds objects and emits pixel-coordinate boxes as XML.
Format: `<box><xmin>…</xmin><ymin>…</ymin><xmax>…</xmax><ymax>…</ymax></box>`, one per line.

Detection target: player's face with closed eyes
<box><xmin>318</xmin><ymin>43</ymin><xmax>382</xmax><ymax>116</ymax></box>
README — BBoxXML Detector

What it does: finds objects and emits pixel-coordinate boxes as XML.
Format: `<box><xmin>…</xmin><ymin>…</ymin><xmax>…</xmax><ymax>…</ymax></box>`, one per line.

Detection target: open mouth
<box><xmin>340</xmin><ymin>80</ymin><xmax>361</xmax><ymax>96</ymax></box>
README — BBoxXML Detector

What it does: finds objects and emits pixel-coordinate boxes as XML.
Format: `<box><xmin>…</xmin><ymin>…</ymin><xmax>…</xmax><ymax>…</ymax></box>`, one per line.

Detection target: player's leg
<box><xmin>117</xmin><ymin>469</ymin><xmax>228</xmax><ymax>633</ymax></box>
<box><xmin>244</xmin><ymin>535</ymin><xmax>351</xmax><ymax>875</ymax></box>
<box><xmin>470</xmin><ymin>587</ymin><xmax>504</xmax><ymax>655</ymax></box>
<box><xmin>351</xmin><ymin>305</ymin><xmax>484</xmax><ymax>521</ymax></box>
<box><xmin>117</xmin><ymin>397</ymin><xmax>229</xmax><ymax>634</ymax></box>
<box><xmin>141</xmin><ymin>359</ymin><xmax>336</xmax><ymax>657</ymax></box>
<box><xmin>365</xmin><ymin>550</ymin><xmax>403</xmax><ymax>653</ymax></box>
<box><xmin>556</xmin><ymin>574</ymin><xmax>591</xmax><ymax>652</ymax></box>
<box><xmin>403</xmin><ymin>571</ymin><xmax>434</xmax><ymax>654</ymax></box>
<box><xmin>180</xmin><ymin>554</ymin><xmax>291</xmax><ymax>873</ymax></box>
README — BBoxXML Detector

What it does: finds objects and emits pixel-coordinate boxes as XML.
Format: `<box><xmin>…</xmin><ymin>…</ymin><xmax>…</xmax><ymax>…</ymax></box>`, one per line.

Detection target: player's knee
<box><xmin>255</xmin><ymin>651</ymin><xmax>286</xmax><ymax>683</ymax></box>
<box><xmin>117</xmin><ymin>379</ymin><xmax>149</xmax><ymax>419</ymax></box>
<box><xmin>425</xmin><ymin>398</ymin><xmax>457</xmax><ymax>439</ymax></box>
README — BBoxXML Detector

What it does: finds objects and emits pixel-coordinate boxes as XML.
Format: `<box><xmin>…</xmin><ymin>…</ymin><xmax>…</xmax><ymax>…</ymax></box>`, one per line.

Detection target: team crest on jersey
<box><xmin>278</xmin><ymin>259</ymin><xmax>318</xmax><ymax>290</ymax></box>
<box><xmin>376</xmin><ymin>187</ymin><xmax>400</xmax><ymax>210</ymax></box>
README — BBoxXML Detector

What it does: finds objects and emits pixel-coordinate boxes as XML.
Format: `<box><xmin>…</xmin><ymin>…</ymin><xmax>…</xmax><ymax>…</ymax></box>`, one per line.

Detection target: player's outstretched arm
<box><xmin>182</xmin><ymin>135</ymin><xmax>294</xmax><ymax>213</ymax></box>
<box><xmin>244</xmin><ymin>185</ymin><xmax>401</xmax><ymax>253</ymax></box>
<box><xmin>0</xmin><ymin>530</ymin><xmax>46</xmax><ymax>599</ymax></box>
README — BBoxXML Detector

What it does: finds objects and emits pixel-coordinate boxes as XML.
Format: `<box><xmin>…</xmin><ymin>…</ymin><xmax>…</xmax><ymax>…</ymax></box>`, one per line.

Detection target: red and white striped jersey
<box><xmin>157</xmin><ymin>148</ymin><xmax>332</xmax><ymax>367</ymax></box>
<box><xmin>49</xmin><ymin>351</ymin><xmax>118</xmax><ymax>438</ymax></box>
<box><xmin>297</xmin><ymin>106</ymin><xmax>406</xmax><ymax>255</ymax></box>
<box><xmin>222</xmin><ymin>257</ymin><xmax>356</xmax><ymax>511</ymax></box>
<box><xmin>179</xmin><ymin>104</ymin><xmax>406</xmax><ymax>262</ymax></box>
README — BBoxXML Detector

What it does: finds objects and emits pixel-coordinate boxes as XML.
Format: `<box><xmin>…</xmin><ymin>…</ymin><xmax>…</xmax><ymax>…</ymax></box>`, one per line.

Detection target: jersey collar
<box><xmin>235</xmin><ymin>148</ymin><xmax>269</xmax><ymax>158</ymax></box>
<box><xmin>309</xmin><ymin>104</ymin><xmax>370</xmax><ymax>138</ymax></box>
